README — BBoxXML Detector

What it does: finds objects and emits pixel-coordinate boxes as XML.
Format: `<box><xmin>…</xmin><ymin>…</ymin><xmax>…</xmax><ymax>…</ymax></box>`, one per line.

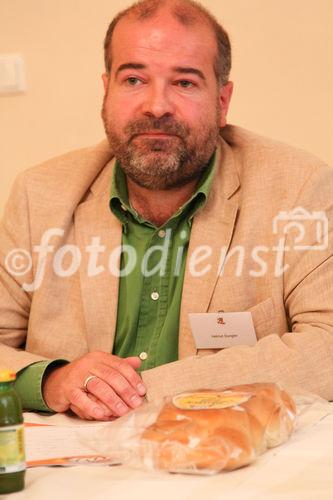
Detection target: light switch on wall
<box><xmin>0</xmin><ymin>54</ymin><xmax>26</xmax><ymax>94</ymax></box>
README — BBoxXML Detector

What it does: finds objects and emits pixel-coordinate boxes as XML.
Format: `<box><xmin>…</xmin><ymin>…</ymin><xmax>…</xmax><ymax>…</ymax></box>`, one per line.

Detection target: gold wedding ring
<box><xmin>83</xmin><ymin>375</ymin><xmax>97</xmax><ymax>392</ymax></box>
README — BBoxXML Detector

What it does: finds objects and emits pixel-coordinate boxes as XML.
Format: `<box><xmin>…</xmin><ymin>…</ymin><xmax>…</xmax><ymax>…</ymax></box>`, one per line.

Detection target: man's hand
<box><xmin>42</xmin><ymin>351</ymin><xmax>146</xmax><ymax>420</ymax></box>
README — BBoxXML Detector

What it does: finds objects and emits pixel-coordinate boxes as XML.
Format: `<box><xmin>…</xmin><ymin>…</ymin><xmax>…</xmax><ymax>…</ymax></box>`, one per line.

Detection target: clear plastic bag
<box><xmin>85</xmin><ymin>382</ymin><xmax>299</xmax><ymax>475</ymax></box>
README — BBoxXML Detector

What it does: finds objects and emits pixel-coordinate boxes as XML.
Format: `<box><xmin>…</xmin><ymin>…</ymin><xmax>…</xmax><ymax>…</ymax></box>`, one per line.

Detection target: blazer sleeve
<box><xmin>141</xmin><ymin>164</ymin><xmax>333</xmax><ymax>402</ymax></box>
<box><xmin>0</xmin><ymin>171</ymin><xmax>52</xmax><ymax>371</ymax></box>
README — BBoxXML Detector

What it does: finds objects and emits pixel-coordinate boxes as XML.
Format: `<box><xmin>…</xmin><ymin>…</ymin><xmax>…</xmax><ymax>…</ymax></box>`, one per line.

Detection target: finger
<box><xmin>98</xmin><ymin>354</ymin><xmax>146</xmax><ymax>395</ymax></box>
<box><xmin>87</xmin><ymin>392</ymin><xmax>114</xmax><ymax>419</ymax></box>
<box><xmin>69</xmin><ymin>404</ymin><xmax>93</xmax><ymax>420</ymax></box>
<box><xmin>69</xmin><ymin>387</ymin><xmax>107</xmax><ymax>420</ymax></box>
<box><xmin>124</xmin><ymin>357</ymin><xmax>142</xmax><ymax>369</ymax></box>
<box><xmin>93</xmin><ymin>364</ymin><xmax>145</xmax><ymax>408</ymax></box>
<box><xmin>86</xmin><ymin>375</ymin><xmax>140</xmax><ymax>416</ymax></box>
<box><xmin>70</xmin><ymin>400</ymin><xmax>113</xmax><ymax>422</ymax></box>
<box><xmin>111</xmin><ymin>357</ymin><xmax>146</xmax><ymax>395</ymax></box>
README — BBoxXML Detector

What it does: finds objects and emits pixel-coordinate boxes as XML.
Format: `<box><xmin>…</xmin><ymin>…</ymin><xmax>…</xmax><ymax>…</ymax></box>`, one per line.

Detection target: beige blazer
<box><xmin>1</xmin><ymin>125</ymin><xmax>333</xmax><ymax>400</ymax></box>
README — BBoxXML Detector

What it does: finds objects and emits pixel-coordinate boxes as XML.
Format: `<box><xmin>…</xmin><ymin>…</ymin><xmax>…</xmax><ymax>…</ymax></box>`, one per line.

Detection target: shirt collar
<box><xmin>110</xmin><ymin>147</ymin><xmax>218</xmax><ymax>228</ymax></box>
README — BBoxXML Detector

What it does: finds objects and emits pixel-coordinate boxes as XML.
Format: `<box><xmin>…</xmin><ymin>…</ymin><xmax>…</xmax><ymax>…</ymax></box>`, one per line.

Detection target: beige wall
<box><xmin>0</xmin><ymin>0</ymin><xmax>332</xmax><ymax>215</ymax></box>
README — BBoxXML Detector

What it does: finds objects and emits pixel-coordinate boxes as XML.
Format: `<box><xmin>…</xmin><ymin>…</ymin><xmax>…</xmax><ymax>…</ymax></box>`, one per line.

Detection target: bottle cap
<box><xmin>0</xmin><ymin>369</ymin><xmax>16</xmax><ymax>382</ymax></box>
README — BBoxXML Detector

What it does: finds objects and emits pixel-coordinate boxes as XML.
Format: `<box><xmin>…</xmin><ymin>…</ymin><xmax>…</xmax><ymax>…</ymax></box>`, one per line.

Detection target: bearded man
<box><xmin>1</xmin><ymin>0</ymin><xmax>333</xmax><ymax>421</ymax></box>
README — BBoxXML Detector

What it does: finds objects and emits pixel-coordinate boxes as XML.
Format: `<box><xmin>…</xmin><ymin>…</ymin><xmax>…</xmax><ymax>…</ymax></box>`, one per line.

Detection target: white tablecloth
<box><xmin>3</xmin><ymin>404</ymin><xmax>333</xmax><ymax>500</ymax></box>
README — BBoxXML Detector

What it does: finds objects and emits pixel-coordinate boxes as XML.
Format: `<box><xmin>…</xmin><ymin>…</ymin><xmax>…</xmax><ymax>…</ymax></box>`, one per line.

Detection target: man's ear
<box><xmin>219</xmin><ymin>81</ymin><xmax>234</xmax><ymax>128</ymax></box>
<box><xmin>102</xmin><ymin>73</ymin><xmax>109</xmax><ymax>94</ymax></box>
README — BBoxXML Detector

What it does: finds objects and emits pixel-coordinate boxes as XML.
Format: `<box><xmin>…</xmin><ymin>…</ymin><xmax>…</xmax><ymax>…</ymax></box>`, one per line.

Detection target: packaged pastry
<box><xmin>88</xmin><ymin>382</ymin><xmax>296</xmax><ymax>475</ymax></box>
<box><xmin>140</xmin><ymin>383</ymin><xmax>296</xmax><ymax>473</ymax></box>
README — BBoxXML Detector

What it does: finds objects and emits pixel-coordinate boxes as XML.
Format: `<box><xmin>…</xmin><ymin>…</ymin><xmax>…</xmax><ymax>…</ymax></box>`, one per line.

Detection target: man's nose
<box><xmin>141</xmin><ymin>83</ymin><xmax>174</xmax><ymax>118</ymax></box>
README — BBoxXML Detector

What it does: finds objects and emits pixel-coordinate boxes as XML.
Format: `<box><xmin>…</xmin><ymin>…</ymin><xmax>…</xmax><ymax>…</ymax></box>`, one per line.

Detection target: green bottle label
<box><xmin>0</xmin><ymin>424</ymin><xmax>25</xmax><ymax>474</ymax></box>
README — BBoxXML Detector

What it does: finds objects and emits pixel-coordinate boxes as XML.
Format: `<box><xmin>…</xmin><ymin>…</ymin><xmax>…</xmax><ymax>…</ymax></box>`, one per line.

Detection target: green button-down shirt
<box><xmin>14</xmin><ymin>152</ymin><xmax>217</xmax><ymax>410</ymax></box>
<box><xmin>110</xmin><ymin>155</ymin><xmax>215</xmax><ymax>371</ymax></box>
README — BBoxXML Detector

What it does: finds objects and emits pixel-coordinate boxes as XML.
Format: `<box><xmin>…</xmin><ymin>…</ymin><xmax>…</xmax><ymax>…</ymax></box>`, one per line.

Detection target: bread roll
<box><xmin>141</xmin><ymin>383</ymin><xmax>296</xmax><ymax>473</ymax></box>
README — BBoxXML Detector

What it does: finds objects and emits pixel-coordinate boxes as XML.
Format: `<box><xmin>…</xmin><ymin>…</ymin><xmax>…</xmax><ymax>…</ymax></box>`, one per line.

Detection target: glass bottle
<box><xmin>0</xmin><ymin>370</ymin><xmax>25</xmax><ymax>494</ymax></box>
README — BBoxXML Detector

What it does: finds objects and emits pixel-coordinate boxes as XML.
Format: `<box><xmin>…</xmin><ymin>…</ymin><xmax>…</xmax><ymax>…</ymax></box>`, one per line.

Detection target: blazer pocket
<box><xmin>248</xmin><ymin>298</ymin><xmax>276</xmax><ymax>340</ymax></box>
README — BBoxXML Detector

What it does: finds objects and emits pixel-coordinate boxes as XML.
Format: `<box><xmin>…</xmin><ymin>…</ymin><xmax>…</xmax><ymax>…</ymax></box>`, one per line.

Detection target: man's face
<box><xmin>102</xmin><ymin>12</ymin><xmax>233</xmax><ymax>190</ymax></box>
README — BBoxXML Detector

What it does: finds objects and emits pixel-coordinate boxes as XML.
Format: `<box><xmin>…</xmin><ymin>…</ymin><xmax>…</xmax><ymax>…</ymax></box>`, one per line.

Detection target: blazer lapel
<box><xmin>178</xmin><ymin>138</ymin><xmax>240</xmax><ymax>359</ymax></box>
<box><xmin>74</xmin><ymin>158</ymin><xmax>122</xmax><ymax>353</ymax></box>
<box><xmin>74</xmin><ymin>139</ymin><xmax>240</xmax><ymax>357</ymax></box>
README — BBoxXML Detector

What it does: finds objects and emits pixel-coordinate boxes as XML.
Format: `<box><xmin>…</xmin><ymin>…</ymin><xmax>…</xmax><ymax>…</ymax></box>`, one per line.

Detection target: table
<box><xmin>3</xmin><ymin>404</ymin><xmax>333</xmax><ymax>500</ymax></box>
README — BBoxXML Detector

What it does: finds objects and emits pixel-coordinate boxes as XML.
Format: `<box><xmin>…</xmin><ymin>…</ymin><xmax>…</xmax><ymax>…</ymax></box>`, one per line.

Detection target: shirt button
<box><xmin>151</xmin><ymin>291</ymin><xmax>159</xmax><ymax>301</ymax></box>
<box><xmin>158</xmin><ymin>229</ymin><xmax>166</xmax><ymax>238</ymax></box>
<box><xmin>139</xmin><ymin>352</ymin><xmax>148</xmax><ymax>361</ymax></box>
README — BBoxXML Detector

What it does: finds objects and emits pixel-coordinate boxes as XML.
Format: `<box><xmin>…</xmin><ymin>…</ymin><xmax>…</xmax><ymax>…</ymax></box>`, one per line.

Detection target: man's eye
<box><xmin>126</xmin><ymin>77</ymin><xmax>142</xmax><ymax>86</ymax></box>
<box><xmin>177</xmin><ymin>80</ymin><xmax>194</xmax><ymax>88</ymax></box>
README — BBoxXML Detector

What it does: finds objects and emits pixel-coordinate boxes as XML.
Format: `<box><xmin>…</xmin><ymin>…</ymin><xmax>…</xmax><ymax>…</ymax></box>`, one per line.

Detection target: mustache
<box><xmin>124</xmin><ymin>117</ymin><xmax>190</xmax><ymax>140</ymax></box>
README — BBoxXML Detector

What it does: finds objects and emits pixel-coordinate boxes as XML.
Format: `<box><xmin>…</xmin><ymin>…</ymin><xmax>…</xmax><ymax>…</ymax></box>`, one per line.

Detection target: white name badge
<box><xmin>189</xmin><ymin>312</ymin><xmax>257</xmax><ymax>349</ymax></box>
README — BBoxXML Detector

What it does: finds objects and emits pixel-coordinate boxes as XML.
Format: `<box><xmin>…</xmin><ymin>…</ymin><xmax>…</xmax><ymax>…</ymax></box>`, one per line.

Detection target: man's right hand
<box><xmin>42</xmin><ymin>351</ymin><xmax>146</xmax><ymax>420</ymax></box>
